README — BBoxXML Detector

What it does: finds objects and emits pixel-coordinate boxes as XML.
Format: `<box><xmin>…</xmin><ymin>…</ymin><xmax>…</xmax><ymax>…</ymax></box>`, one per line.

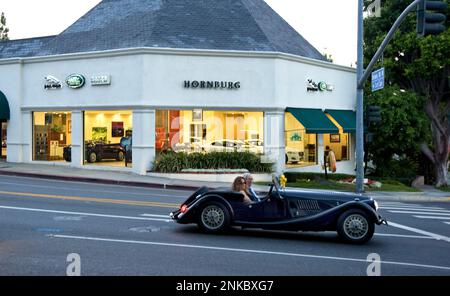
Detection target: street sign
<box><xmin>371</xmin><ymin>67</ymin><xmax>385</xmax><ymax>92</ymax></box>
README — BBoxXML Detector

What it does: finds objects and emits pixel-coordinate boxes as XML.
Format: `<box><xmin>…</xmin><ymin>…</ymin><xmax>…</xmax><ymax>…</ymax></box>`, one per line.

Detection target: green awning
<box><xmin>0</xmin><ymin>91</ymin><xmax>10</xmax><ymax>120</ymax></box>
<box><xmin>287</xmin><ymin>108</ymin><xmax>339</xmax><ymax>134</ymax></box>
<box><xmin>325</xmin><ymin>109</ymin><xmax>356</xmax><ymax>133</ymax></box>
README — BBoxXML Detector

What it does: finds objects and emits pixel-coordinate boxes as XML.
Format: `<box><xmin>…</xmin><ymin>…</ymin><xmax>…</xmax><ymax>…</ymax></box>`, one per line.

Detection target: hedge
<box><xmin>284</xmin><ymin>172</ymin><xmax>355</xmax><ymax>183</ymax></box>
<box><xmin>152</xmin><ymin>151</ymin><xmax>273</xmax><ymax>173</ymax></box>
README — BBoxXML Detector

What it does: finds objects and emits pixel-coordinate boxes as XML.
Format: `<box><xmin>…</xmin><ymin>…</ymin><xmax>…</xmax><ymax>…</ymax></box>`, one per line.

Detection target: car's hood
<box><xmin>281</xmin><ymin>188</ymin><xmax>371</xmax><ymax>202</ymax></box>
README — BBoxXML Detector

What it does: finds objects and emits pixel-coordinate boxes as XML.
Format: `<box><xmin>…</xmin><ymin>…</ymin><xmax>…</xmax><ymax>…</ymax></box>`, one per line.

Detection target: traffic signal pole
<box><xmin>356</xmin><ymin>0</ymin><xmax>365</xmax><ymax>193</ymax></box>
<box><xmin>355</xmin><ymin>0</ymin><xmax>423</xmax><ymax>193</ymax></box>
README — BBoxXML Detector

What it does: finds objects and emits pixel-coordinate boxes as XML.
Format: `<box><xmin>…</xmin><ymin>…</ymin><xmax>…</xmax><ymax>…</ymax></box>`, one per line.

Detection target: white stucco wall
<box><xmin>0</xmin><ymin>63</ymin><xmax>24</xmax><ymax>163</ymax></box>
<box><xmin>0</xmin><ymin>48</ymin><xmax>356</xmax><ymax>175</ymax></box>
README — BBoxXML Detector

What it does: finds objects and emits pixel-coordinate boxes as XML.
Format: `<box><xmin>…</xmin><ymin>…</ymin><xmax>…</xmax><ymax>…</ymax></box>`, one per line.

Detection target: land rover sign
<box><xmin>66</xmin><ymin>74</ymin><xmax>86</xmax><ymax>89</ymax></box>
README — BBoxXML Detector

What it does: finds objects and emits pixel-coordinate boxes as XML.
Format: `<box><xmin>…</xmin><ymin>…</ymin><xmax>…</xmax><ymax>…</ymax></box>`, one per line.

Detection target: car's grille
<box><xmin>289</xmin><ymin>200</ymin><xmax>321</xmax><ymax>217</ymax></box>
<box><xmin>297</xmin><ymin>200</ymin><xmax>321</xmax><ymax>210</ymax></box>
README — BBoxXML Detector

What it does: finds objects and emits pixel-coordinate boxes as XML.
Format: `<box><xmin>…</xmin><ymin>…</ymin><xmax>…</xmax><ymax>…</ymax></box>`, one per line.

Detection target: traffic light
<box><xmin>417</xmin><ymin>0</ymin><xmax>448</xmax><ymax>36</ymax></box>
<box><xmin>366</xmin><ymin>105</ymin><xmax>382</xmax><ymax>126</ymax></box>
<box><xmin>365</xmin><ymin>132</ymin><xmax>375</xmax><ymax>144</ymax></box>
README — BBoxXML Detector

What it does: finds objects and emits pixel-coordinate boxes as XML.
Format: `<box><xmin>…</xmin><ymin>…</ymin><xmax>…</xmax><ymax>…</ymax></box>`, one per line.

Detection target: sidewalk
<box><xmin>0</xmin><ymin>161</ymin><xmax>449</xmax><ymax>202</ymax></box>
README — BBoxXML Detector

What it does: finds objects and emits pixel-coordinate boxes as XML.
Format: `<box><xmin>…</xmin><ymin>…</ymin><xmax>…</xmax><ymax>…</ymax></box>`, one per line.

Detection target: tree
<box><xmin>364</xmin><ymin>0</ymin><xmax>450</xmax><ymax>186</ymax></box>
<box><xmin>323</xmin><ymin>52</ymin><xmax>334</xmax><ymax>63</ymax></box>
<box><xmin>0</xmin><ymin>12</ymin><xmax>9</xmax><ymax>41</ymax></box>
<box><xmin>366</xmin><ymin>86</ymin><xmax>431</xmax><ymax>180</ymax></box>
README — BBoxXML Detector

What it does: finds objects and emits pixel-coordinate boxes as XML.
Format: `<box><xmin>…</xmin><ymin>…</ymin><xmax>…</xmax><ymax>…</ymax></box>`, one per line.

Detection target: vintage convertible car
<box><xmin>170</xmin><ymin>176</ymin><xmax>387</xmax><ymax>244</ymax></box>
<box><xmin>63</xmin><ymin>141</ymin><xmax>125</xmax><ymax>163</ymax></box>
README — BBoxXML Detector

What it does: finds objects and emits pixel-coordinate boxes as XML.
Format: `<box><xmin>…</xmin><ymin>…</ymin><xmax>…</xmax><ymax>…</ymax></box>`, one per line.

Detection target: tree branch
<box><xmin>421</xmin><ymin>143</ymin><xmax>436</xmax><ymax>164</ymax></box>
<box><xmin>425</xmin><ymin>100</ymin><xmax>447</xmax><ymax>137</ymax></box>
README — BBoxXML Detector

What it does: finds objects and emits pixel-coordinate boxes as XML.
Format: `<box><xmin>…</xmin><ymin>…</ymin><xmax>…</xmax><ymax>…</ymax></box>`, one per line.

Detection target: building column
<box><xmin>317</xmin><ymin>134</ymin><xmax>325</xmax><ymax>169</ymax></box>
<box><xmin>132</xmin><ymin>109</ymin><xmax>155</xmax><ymax>175</ymax></box>
<box><xmin>264</xmin><ymin>110</ymin><xmax>285</xmax><ymax>174</ymax></box>
<box><xmin>20</xmin><ymin>111</ymin><xmax>34</xmax><ymax>162</ymax></box>
<box><xmin>70</xmin><ymin>110</ymin><xmax>84</xmax><ymax>168</ymax></box>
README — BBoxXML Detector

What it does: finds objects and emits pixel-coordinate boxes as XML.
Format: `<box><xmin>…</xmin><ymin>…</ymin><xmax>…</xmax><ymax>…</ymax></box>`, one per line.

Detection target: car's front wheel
<box><xmin>337</xmin><ymin>209</ymin><xmax>374</xmax><ymax>244</ymax></box>
<box><xmin>87</xmin><ymin>152</ymin><xmax>97</xmax><ymax>163</ymax></box>
<box><xmin>116</xmin><ymin>151</ymin><xmax>125</xmax><ymax>161</ymax></box>
<box><xmin>198</xmin><ymin>202</ymin><xmax>230</xmax><ymax>233</ymax></box>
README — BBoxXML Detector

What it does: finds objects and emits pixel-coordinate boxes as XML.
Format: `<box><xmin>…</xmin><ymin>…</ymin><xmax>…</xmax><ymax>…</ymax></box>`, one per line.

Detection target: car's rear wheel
<box><xmin>87</xmin><ymin>152</ymin><xmax>97</xmax><ymax>163</ymax></box>
<box><xmin>337</xmin><ymin>209</ymin><xmax>374</xmax><ymax>244</ymax></box>
<box><xmin>198</xmin><ymin>202</ymin><xmax>230</xmax><ymax>233</ymax></box>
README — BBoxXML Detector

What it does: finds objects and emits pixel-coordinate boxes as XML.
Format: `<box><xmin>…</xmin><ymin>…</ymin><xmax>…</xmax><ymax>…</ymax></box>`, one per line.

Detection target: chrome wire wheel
<box><xmin>343</xmin><ymin>214</ymin><xmax>369</xmax><ymax>240</ymax></box>
<box><xmin>88</xmin><ymin>152</ymin><xmax>97</xmax><ymax>163</ymax></box>
<box><xmin>201</xmin><ymin>205</ymin><xmax>225</xmax><ymax>230</ymax></box>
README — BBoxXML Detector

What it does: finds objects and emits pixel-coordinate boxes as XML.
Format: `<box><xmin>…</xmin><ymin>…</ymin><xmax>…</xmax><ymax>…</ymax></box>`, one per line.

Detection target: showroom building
<box><xmin>0</xmin><ymin>0</ymin><xmax>357</xmax><ymax>175</ymax></box>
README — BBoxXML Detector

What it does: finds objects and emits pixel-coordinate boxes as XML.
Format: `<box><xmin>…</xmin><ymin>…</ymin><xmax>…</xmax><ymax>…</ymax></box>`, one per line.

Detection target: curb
<box><xmin>0</xmin><ymin>170</ymin><xmax>449</xmax><ymax>202</ymax></box>
<box><xmin>0</xmin><ymin>170</ymin><xmax>200</xmax><ymax>191</ymax></box>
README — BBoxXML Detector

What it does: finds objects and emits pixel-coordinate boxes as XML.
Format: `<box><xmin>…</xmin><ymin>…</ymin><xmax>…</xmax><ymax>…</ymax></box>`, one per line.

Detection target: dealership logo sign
<box><xmin>91</xmin><ymin>75</ymin><xmax>111</xmax><ymax>86</ymax></box>
<box><xmin>66</xmin><ymin>74</ymin><xmax>86</xmax><ymax>89</ymax></box>
<box><xmin>184</xmin><ymin>80</ymin><xmax>241</xmax><ymax>90</ymax></box>
<box><xmin>44</xmin><ymin>75</ymin><xmax>63</xmax><ymax>90</ymax></box>
<box><xmin>307</xmin><ymin>79</ymin><xmax>334</xmax><ymax>92</ymax></box>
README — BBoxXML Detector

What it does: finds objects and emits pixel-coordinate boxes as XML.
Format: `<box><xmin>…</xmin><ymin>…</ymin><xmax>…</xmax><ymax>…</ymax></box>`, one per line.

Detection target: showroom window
<box><xmin>1</xmin><ymin>121</ymin><xmax>6</xmax><ymax>158</ymax></box>
<box><xmin>33</xmin><ymin>112</ymin><xmax>71</xmax><ymax>161</ymax></box>
<box><xmin>155</xmin><ymin>110</ymin><xmax>264</xmax><ymax>155</ymax></box>
<box><xmin>83</xmin><ymin>110</ymin><xmax>133</xmax><ymax>167</ymax></box>
<box><xmin>285</xmin><ymin>112</ymin><xmax>317</xmax><ymax>168</ymax></box>
<box><xmin>324</xmin><ymin>132</ymin><xmax>350</xmax><ymax>161</ymax></box>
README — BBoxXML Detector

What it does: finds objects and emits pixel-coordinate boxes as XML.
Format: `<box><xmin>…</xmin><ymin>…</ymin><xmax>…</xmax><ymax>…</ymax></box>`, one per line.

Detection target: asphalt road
<box><xmin>0</xmin><ymin>174</ymin><xmax>449</xmax><ymax>276</ymax></box>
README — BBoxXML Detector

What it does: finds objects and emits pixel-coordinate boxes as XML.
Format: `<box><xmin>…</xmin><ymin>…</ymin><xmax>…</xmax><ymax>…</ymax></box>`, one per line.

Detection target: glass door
<box><xmin>1</xmin><ymin>121</ymin><xmax>6</xmax><ymax>158</ymax></box>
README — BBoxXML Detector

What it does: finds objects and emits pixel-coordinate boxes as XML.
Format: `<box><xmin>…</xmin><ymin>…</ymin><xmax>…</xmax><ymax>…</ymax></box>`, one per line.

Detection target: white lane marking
<box><xmin>380</xmin><ymin>204</ymin><xmax>444</xmax><ymax>209</ymax></box>
<box><xmin>0</xmin><ymin>175</ymin><xmax>193</xmax><ymax>194</ymax></box>
<box><xmin>389</xmin><ymin>211</ymin><xmax>450</xmax><ymax>216</ymax></box>
<box><xmin>0</xmin><ymin>205</ymin><xmax>172</xmax><ymax>222</ymax></box>
<box><xmin>380</xmin><ymin>202</ymin><xmax>420</xmax><ymax>206</ymax></box>
<box><xmin>374</xmin><ymin>233</ymin><xmax>434</xmax><ymax>240</ymax></box>
<box><xmin>0</xmin><ymin>180</ymin><xmax>188</xmax><ymax>199</ymax></box>
<box><xmin>388</xmin><ymin>221</ymin><xmax>450</xmax><ymax>243</ymax></box>
<box><xmin>380</xmin><ymin>207</ymin><xmax>447</xmax><ymax>212</ymax></box>
<box><xmin>413</xmin><ymin>216</ymin><xmax>450</xmax><ymax>220</ymax></box>
<box><xmin>445</xmin><ymin>222</ymin><xmax>450</xmax><ymax>225</ymax></box>
<box><xmin>49</xmin><ymin>234</ymin><xmax>450</xmax><ymax>271</ymax></box>
<box><xmin>140</xmin><ymin>214</ymin><xmax>171</xmax><ymax>218</ymax></box>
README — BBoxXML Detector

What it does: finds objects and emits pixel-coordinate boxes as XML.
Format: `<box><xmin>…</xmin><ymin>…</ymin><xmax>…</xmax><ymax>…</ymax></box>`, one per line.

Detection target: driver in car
<box><xmin>243</xmin><ymin>173</ymin><xmax>261</xmax><ymax>202</ymax></box>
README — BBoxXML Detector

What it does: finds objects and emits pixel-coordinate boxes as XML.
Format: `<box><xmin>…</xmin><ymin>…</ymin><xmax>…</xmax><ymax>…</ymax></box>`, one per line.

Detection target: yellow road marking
<box><xmin>0</xmin><ymin>190</ymin><xmax>179</xmax><ymax>208</ymax></box>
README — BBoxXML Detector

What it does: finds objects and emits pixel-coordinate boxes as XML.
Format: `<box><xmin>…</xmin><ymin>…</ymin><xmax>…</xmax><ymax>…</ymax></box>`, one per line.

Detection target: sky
<box><xmin>0</xmin><ymin>0</ymin><xmax>358</xmax><ymax>67</ymax></box>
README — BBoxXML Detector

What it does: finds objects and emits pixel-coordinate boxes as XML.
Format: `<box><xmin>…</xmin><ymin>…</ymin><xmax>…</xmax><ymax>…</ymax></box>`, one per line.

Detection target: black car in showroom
<box><xmin>171</xmin><ymin>176</ymin><xmax>387</xmax><ymax>244</ymax></box>
<box><xmin>64</xmin><ymin>141</ymin><xmax>125</xmax><ymax>163</ymax></box>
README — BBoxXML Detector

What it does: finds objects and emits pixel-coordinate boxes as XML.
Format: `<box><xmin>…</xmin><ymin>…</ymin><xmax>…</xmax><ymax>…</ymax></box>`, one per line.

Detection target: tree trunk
<box><xmin>435</xmin><ymin>161</ymin><xmax>448</xmax><ymax>187</ymax></box>
<box><xmin>421</xmin><ymin>99</ymin><xmax>450</xmax><ymax>188</ymax></box>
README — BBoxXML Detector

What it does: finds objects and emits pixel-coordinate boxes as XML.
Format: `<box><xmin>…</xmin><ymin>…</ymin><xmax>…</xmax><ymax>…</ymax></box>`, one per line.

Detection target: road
<box><xmin>0</xmin><ymin>174</ymin><xmax>449</xmax><ymax>276</ymax></box>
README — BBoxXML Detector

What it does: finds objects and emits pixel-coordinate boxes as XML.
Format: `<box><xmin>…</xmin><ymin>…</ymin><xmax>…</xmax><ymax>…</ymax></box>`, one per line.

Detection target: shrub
<box><xmin>371</xmin><ymin>157</ymin><xmax>418</xmax><ymax>186</ymax></box>
<box><xmin>284</xmin><ymin>172</ymin><xmax>355</xmax><ymax>183</ymax></box>
<box><xmin>152</xmin><ymin>152</ymin><xmax>273</xmax><ymax>173</ymax></box>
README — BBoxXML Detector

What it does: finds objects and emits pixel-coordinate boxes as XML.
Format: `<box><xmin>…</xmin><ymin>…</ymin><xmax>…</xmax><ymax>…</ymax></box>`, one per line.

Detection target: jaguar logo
<box><xmin>307</xmin><ymin>79</ymin><xmax>319</xmax><ymax>92</ymax></box>
<box><xmin>44</xmin><ymin>75</ymin><xmax>62</xmax><ymax>90</ymax></box>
